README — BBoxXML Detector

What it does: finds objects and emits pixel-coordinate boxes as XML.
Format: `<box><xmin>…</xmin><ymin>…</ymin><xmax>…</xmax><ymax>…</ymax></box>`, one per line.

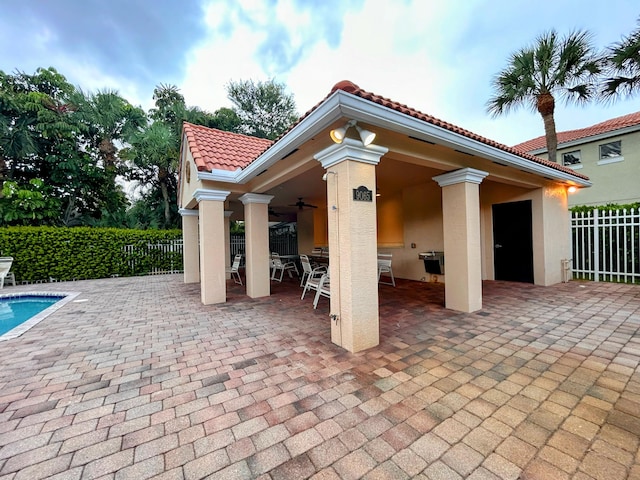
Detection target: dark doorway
<box><xmin>492</xmin><ymin>200</ymin><xmax>534</xmax><ymax>283</ymax></box>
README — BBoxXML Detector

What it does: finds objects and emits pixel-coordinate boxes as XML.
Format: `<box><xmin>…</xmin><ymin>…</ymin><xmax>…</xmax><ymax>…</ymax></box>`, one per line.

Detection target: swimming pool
<box><xmin>0</xmin><ymin>292</ymin><xmax>81</xmax><ymax>341</ymax></box>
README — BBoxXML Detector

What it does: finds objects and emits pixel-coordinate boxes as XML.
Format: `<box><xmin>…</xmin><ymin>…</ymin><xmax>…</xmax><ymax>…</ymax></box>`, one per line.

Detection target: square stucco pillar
<box><xmin>315</xmin><ymin>138</ymin><xmax>388</xmax><ymax>353</ymax></box>
<box><xmin>433</xmin><ymin>168</ymin><xmax>488</xmax><ymax>313</ymax></box>
<box><xmin>239</xmin><ymin>193</ymin><xmax>274</xmax><ymax>298</ymax></box>
<box><xmin>532</xmin><ymin>185</ymin><xmax>571</xmax><ymax>285</ymax></box>
<box><xmin>224</xmin><ymin>211</ymin><xmax>233</xmax><ymax>279</ymax></box>
<box><xmin>194</xmin><ymin>189</ymin><xmax>230</xmax><ymax>305</ymax></box>
<box><xmin>179</xmin><ymin>208</ymin><xmax>200</xmax><ymax>284</ymax></box>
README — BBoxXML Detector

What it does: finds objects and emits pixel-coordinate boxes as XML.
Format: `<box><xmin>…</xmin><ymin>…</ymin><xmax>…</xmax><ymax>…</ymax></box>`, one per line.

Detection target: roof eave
<box><xmin>235</xmin><ymin>91</ymin><xmax>347</xmax><ymax>183</ymax></box>
<box><xmin>529</xmin><ymin>123</ymin><xmax>640</xmax><ymax>155</ymax></box>
<box><xmin>334</xmin><ymin>92</ymin><xmax>592</xmax><ymax>187</ymax></box>
<box><xmin>196</xmin><ymin>89</ymin><xmax>591</xmax><ymax>188</ymax></box>
<box><xmin>197</xmin><ymin>168</ymin><xmax>242</xmax><ymax>182</ymax></box>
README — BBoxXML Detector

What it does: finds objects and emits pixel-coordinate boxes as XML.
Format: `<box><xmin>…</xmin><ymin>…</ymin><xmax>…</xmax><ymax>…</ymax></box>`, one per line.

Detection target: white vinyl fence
<box><xmin>123</xmin><ymin>240</ymin><xmax>184</xmax><ymax>275</ymax></box>
<box><xmin>571</xmin><ymin>208</ymin><xmax>640</xmax><ymax>283</ymax></box>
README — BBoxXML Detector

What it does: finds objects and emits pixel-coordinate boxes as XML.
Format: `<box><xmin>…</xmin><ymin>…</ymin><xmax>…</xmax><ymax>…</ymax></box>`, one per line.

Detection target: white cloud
<box><xmin>5</xmin><ymin>0</ymin><xmax>636</xmax><ymax>148</ymax></box>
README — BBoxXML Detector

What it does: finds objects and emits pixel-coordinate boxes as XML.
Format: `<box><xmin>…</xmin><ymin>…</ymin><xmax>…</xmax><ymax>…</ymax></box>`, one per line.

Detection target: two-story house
<box><xmin>514</xmin><ymin>111</ymin><xmax>640</xmax><ymax>207</ymax></box>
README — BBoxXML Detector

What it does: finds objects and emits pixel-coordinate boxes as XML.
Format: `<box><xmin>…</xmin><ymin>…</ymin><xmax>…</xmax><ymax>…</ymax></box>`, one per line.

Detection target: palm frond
<box><xmin>600</xmin><ymin>17</ymin><xmax>640</xmax><ymax>100</ymax></box>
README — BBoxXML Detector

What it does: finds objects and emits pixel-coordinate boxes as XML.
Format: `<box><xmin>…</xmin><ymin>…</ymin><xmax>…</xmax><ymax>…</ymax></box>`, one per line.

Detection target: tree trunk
<box><xmin>536</xmin><ymin>92</ymin><xmax>558</xmax><ymax>163</ymax></box>
<box><xmin>0</xmin><ymin>155</ymin><xmax>6</xmax><ymax>197</ymax></box>
<box><xmin>541</xmin><ymin>113</ymin><xmax>558</xmax><ymax>163</ymax></box>
<box><xmin>159</xmin><ymin>171</ymin><xmax>170</xmax><ymax>225</ymax></box>
<box><xmin>99</xmin><ymin>138</ymin><xmax>118</xmax><ymax>170</ymax></box>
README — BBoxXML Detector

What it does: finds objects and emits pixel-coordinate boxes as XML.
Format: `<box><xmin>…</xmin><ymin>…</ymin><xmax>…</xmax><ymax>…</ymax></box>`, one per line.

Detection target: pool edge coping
<box><xmin>0</xmin><ymin>292</ymin><xmax>82</xmax><ymax>341</ymax></box>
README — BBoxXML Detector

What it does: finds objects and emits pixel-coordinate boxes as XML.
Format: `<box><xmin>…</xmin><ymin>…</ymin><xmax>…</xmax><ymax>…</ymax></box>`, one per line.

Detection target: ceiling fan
<box><xmin>289</xmin><ymin>197</ymin><xmax>318</xmax><ymax>210</ymax></box>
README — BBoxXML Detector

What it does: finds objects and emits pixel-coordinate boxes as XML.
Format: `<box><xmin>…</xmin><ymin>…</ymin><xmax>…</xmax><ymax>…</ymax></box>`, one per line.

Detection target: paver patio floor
<box><xmin>0</xmin><ymin>275</ymin><xmax>639</xmax><ymax>479</ymax></box>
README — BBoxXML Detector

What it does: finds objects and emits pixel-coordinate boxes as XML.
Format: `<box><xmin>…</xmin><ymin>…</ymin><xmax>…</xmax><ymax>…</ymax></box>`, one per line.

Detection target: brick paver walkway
<box><xmin>0</xmin><ymin>275</ymin><xmax>639</xmax><ymax>479</ymax></box>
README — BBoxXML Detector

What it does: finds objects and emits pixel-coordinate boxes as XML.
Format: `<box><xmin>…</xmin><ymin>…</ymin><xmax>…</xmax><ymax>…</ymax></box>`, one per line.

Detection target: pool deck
<box><xmin>0</xmin><ymin>275</ymin><xmax>639</xmax><ymax>479</ymax></box>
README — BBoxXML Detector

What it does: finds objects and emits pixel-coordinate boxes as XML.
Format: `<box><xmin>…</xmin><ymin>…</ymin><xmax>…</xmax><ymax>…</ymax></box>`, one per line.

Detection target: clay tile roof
<box><xmin>183</xmin><ymin>80</ymin><xmax>588</xmax><ymax>181</ymax></box>
<box><xmin>183</xmin><ymin>122</ymin><xmax>272</xmax><ymax>172</ymax></box>
<box><xmin>316</xmin><ymin>81</ymin><xmax>588</xmax><ymax>180</ymax></box>
<box><xmin>513</xmin><ymin>111</ymin><xmax>640</xmax><ymax>152</ymax></box>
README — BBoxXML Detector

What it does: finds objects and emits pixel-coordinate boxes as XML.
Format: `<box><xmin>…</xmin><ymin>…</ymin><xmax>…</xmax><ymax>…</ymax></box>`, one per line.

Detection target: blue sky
<box><xmin>0</xmin><ymin>0</ymin><xmax>638</xmax><ymax>146</ymax></box>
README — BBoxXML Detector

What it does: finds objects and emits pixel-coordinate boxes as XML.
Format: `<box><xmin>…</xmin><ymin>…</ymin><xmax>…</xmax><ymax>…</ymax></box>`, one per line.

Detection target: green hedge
<box><xmin>0</xmin><ymin>227</ymin><xmax>182</xmax><ymax>283</ymax></box>
<box><xmin>570</xmin><ymin>202</ymin><xmax>640</xmax><ymax>213</ymax></box>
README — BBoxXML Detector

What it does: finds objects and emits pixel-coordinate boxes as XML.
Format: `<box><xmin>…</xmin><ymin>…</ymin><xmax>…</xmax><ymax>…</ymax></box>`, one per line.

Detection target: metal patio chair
<box><xmin>0</xmin><ymin>257</ymin><xmax>14</xmax><ymax>289</ymax></box>
<box><xmin>299</xmin><ymin>254</ymin><xmax>326</xmax><ymax>288</ymax></box>
<box><xmin>313</xmin><ymin>272</ymin><xmax>331</xmax><ymax>309</ymax></box>
<box><xmin>226</xmin><ymin>254</ymin><xmax>243</xmax><ymax>285</ymax></box>
<box><xmin>270</xmin><ymin>252</ymin><xmax>298</xmax><ymax>282</ymax></box>
<box><xmin>377</xmin><ymin>253</ymin><xmax>396</xmax><ymax>287</ymax></box>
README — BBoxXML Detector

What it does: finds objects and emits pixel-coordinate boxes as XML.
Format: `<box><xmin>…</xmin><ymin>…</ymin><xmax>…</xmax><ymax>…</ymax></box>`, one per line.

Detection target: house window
<box><xmin>562</xmin><ymin>150</ymin><xmax>581</xmax><ymax>166</ymax></box>
<box><xmin>599</xmin><ymin>140</ymin><xmax>622</xmax><ymax>160</ymax></box>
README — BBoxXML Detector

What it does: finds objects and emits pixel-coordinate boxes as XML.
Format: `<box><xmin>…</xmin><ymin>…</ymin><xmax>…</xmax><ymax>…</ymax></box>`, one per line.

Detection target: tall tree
<box><xmin>601</xmin><ymin>18</ymin><xmax>640</xmax><ymax>100</ymax></box>
<box><xmin>0</xmin><ymin>86</ymin><xmax>38</xmax><ymax>193</ymax></box>
<box><xmin>226</xmin><ymin>79</ymin><xmax>297</xmax><ymax>140</ymax></box>
<box><xmin>0</xmin><ymin>67</ymin><xmax>130</xmax><ymax>226</ymax></box>
<box><xmin>78</xmin><ymin>89</ymin><xmax>147</xmax><ymax>171</ymax></box>
<box><xmin>487</xmin><ymin>30</ymin><xmax>601</xmax><ymax>163</ymax></box>
<box><xmin>130</xmin><ymin>83</ymin><xmax>241</xmax><ymax>229</ymax></box>
<box><xmin>125</xmin><ymin>122</ymin><xmax>178</xmax><ymax>227</ymax></box>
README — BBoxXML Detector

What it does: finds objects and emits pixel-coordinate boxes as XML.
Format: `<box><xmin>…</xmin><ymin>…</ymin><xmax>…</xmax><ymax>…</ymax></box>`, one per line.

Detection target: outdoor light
<box><xmin>567</xmin><ymin>186</ymin><xmax>578</xmax><ymax>194</ymax></box>
<box><xmin>355</xmin><ymin>124</ymin><xmax>376</xmax><ymax>146</ymax></box>
<box><xmin>330</xmin><ymin>120</ymin><xmax>376</xmax><ymax>146</ymax></box>
<box><xmin>322</xmin><ymin>171</ymin><xmax>337</xmax><ymax>181</ymax></box>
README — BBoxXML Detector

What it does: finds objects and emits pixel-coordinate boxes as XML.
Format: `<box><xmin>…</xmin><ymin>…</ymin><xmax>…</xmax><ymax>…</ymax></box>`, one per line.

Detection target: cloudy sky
<box><xmin>1</xmin><ymin>0</ymin><xmax>638</xmax><ymax>146</ymax></box>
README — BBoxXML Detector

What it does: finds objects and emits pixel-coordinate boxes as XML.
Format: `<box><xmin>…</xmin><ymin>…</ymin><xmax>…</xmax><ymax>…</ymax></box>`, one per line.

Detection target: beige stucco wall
<box><xmin>311</xmin><ymin>180</ymin><xmax>446</xmax><ymax>283</ymax></box>
<box><xmin>297</xmin><ymin>208</ymin><xmax>315</xmax><ymax>255</ymax></box>
<box><xmin>392</xmin><ymin>183</ymin><xmax>444</xmax><ymax>282</ymax></box>
<box><xmin>479</xmin><ymin>182</ymin><xmax>570</xmax><ymax>285</ymax></box>
<box><xmin>179</xmin><ymin>148</ymin><xmax>200</xmax><ymax>210</ymax></box>
<box><xmin>533</xmin><ymin>186</ymin><xmax>570</xmax><ymax>285</ymax></box>
<box><xmin>365</xmin><ymin>176</ymin><xmax>571</xmax><ymax>288</ymax></box>
<box><xmin>376</xmin><ymin>193</ymin><xmax>404</xmax><ymax>247</ymax></box>
<box><xmin>543</xmin><ymin>131</ymin><xmax>640</xmax><ymax>206</ymax></box>
<box><xmin>313</xmin><ymin>207</ymin><xmax>328</xmax><ymax>248</ymax></box>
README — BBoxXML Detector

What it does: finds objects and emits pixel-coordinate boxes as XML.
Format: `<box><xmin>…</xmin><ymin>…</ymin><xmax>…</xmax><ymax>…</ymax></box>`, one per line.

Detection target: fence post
<box><xmin>593</xmin><ymin>209</ymin><xmax>599</xmax><ymax>282</ymax></box>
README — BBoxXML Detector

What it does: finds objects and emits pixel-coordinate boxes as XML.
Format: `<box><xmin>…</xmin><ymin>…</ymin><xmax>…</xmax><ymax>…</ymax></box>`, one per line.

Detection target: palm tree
<box><xmin>601</xmin><ymin>19</ymin><xmax>640</xmax><ymax>100</ymax></box>
<box><xmin>78</xmin><ymin>89</ymin><xmax>147</xmax><ymax>171</ymax></box>
<box><xmin>487</xmin><ymin>30</ymin><xmax>601</xmax><ymax>163</ymax></box>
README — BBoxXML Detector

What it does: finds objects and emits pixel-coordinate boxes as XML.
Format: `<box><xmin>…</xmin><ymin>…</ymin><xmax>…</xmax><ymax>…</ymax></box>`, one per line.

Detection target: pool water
<box><xmin>0</xmin><ymin>295</ymin><xmax>66</xmax><ymax>336</ymax></box>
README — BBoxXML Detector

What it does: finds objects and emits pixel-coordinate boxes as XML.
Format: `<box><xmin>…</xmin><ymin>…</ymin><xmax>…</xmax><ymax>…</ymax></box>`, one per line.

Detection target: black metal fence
<box><xmin>230</xmin><ymin>224</ymin><xmax>298</xmax><ymax>259</ymax></box>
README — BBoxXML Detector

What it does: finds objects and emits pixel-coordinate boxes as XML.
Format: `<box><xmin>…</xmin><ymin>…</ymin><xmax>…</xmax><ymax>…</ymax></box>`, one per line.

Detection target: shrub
<box><xmin>0</xmin><ymin>227</ymin><xmax>182</xmax><ymax>283</ymax></box>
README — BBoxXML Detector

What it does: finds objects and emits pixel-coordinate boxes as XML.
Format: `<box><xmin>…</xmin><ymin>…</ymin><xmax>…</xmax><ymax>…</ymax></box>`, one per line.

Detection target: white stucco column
<box><xmin>179</xmin><ymin>208</ymin><xmax>200</xmax><ymax>284</ymax></box>
<box><xmin>239</xmin><ymin>193</ymin><xmax>273</xmax><ymax>298</ymax></box>
<box><xmin>194</xmin><ymin>189</ymin><xmax>230</xmax><ymax>305</ymax></box>
<box><xmin>433</xmin><ymin>168</ymin><xmax>488</xmax><ymax>313</ymax></box>
<box><xmin>224</xmin><ymin>210</ymin><xmax>233</xmax><ymax>279</ymax></box>
<box><xmin>315</xmin><ymin>138</ymin><xmax>389</xmax><ymax>353</ymax></box>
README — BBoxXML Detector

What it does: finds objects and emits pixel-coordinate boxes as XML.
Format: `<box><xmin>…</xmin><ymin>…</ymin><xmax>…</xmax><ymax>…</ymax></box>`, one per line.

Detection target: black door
<box><xmin>492</xmin><ymin>200</ymin><xmax>534</xmax><ymax>283</ymax></box>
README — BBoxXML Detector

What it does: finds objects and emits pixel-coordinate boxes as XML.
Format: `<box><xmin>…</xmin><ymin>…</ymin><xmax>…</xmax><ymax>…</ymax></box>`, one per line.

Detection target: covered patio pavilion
<box><xmin>178</xmin><ymin>80</ymin><xmax>591</xmax><ymax>353</ymax></box>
